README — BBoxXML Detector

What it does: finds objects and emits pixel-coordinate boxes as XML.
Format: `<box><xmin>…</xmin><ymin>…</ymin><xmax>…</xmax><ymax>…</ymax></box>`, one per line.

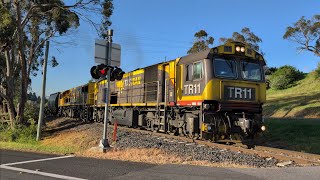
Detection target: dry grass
<box><xmin>79</xmin><ymin>147</ymin><xmax>250</xmax><ymax>168</ymax></box>
<box><xmin>42</xmin><ymin>127</ymin><xmax>100</xmax><ymax>153</ymax></box>
<box><xmin>80</xmin><ymin>148</ymin><xmax>182</xmax><ymax>164</ymax></box>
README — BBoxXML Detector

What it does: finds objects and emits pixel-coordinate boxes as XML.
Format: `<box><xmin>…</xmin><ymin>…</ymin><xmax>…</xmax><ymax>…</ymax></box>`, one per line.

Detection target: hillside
<box><xmin>263</xmin><ymin>72</ymin><xmax>320</xmax><ymax>118</ymax></box>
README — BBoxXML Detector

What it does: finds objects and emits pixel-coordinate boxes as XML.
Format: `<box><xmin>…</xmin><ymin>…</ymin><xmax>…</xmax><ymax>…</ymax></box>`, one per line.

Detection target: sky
<box><xmin>31</xmin><ymin>0</ymin><xmax>320</xmax><ymax>96</ymax></box>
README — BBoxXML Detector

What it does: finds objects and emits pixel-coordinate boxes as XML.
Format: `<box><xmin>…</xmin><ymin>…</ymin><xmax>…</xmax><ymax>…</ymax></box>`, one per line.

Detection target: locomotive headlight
<box><xmin>207</xmin><ymin>125</ymin><xmax>212</xmax><ymax>131</ymax></box>
<box><xmin>235</xmin><ymin>46</ymin><xmax>241</xmax><ymax>52</ymax></box>
<box><xmin>261</xmin><ymin>125</ymin><xmax>266</xmax><ymax>131</ymax></box>
<box><xmin>240</xmin><ymin>47</ymin><xmax>245</xmax><ymax>52</ymax></box>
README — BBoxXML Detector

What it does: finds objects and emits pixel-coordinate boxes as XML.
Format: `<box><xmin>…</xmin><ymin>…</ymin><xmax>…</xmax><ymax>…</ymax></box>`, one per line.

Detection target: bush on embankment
<box><xmin>269</xmin><ymin>65</ymin><xmax>304</xmax><ymax>90</ymax></box>
<box><xmin>0</xmin><ymin>119</ymin><xmax>37</xmax><ymax>143</ymax></box>
<box><xmin>0</xmin><ymin>101</ymin><xmax>39</xmax><ymax>143</ymax></box>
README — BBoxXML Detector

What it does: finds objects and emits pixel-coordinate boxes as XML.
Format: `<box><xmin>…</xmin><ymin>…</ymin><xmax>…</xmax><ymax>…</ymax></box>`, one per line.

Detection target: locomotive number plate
<box><xmin>224</xmin><ymin>86</ymin><xmax>255</xmax><ymax>101</ymax></box>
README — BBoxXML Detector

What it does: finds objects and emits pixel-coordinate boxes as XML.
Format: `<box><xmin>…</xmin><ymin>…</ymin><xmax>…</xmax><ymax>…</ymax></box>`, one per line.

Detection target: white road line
<box><xmin>1</xmin><ymin>155</ymin><xmax>74</xmax><ymax>166</ymax></box>
<box><xmin>0</xmin><ymin>165</ymin><xmax>87</xmax><ymax>180</ymax></box>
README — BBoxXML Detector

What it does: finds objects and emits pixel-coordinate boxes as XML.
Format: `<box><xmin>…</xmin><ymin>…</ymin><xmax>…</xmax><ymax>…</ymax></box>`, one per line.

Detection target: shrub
<box><xmin>17</xmin><ymin>118</ymin><xmax>37</xmax><ymax>143</ymax></box>
<box><xmin>265</xmin><ymin>76</ymin><xmax>271</xmax><ymax>89</ymax></box>
<box><xmin>0</xmin><ymin>101</ymin><xmax>39</xmax><ymax>143</ymax></box>
<box><xmin>269</xmin><ymin>65</ymin><xmax>304</xmax><ymax>90</ymax></box>
<box><xmin>0</xmin><ymin>119</ymin><xmax>37</xmax><ymax>143</ymax></box>
<box><xmin>315</xmin><ymin>62</ymin><xmax>320</xmax><ymax>79</ymax></box>
<box><xmin>264</xmin><ymin>66</ymin><xmax>278</xmax><ymax>75</ymax></box>
<box><xmin>24</xmin><ymin>101</ymin><xmax>40</xmax><ymax>121</ymax></box>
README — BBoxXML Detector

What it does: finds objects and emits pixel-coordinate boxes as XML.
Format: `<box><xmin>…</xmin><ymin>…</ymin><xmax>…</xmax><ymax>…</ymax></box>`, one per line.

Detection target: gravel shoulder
<box><xmin>41</xmin><ymin>117</ymin><xmax>281</xmax><ymax>168</ymax></box>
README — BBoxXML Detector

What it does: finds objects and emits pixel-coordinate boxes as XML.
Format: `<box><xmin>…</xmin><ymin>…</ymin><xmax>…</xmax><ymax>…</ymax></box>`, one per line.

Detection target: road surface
<box><xmin>1</xmin><ymin>149</ymin><xmax>319</xmax><ymax>180</ymax></box>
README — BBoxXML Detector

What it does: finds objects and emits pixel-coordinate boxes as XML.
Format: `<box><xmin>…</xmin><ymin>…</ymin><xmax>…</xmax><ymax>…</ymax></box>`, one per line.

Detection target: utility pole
<box><xmin>36</xmin><ymin>41</ymin><xmax>49</xmax><ymax>141</ymax></box>
<box><xmin>100</xmin><ymin>29</ymin><xmax>113</xmax><ymax>152</ymax></box>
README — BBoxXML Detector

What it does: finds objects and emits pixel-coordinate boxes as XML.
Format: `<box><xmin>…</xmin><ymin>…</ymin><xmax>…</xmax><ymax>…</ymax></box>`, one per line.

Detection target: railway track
<box><xmin>113</xmin><ymin>125</ymin><xmax>320</xmax><ymax>166</ymax></box>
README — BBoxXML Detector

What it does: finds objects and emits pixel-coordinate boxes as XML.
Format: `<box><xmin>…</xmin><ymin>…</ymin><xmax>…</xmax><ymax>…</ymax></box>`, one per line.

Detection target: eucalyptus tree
<box><xmin>187</xmin><ymin>30</ymin><xmax>214</xmax><ymax>54</ymax></box>
<box><xmin>283</xmin><ymin>15</ymin><xmax>320</xmax><ymax>57</ymax></box>
<box><xmin>0</xmin><ymin>0</ymin><xmax>113</xmax><ymax>128</ymax></box>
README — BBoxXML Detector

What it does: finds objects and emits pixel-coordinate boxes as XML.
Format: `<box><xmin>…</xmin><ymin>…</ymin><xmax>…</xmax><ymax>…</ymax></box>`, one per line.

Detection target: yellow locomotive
<box><xmin>49</xmin><ymin>41</ymin><xmax>266</xmax><ymax>145</ymax></box>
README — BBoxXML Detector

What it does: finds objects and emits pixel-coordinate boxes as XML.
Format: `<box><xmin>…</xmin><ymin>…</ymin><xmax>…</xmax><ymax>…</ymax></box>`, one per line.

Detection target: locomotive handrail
<box><xmin>157</xmin><ymin>80</ymin><xmax>160</xmax><ymax>107</ymax></box>
<box><xmin>165</xmin><ymin>78</ymin><xmax>167</xmax><ymax>106</ymax></box>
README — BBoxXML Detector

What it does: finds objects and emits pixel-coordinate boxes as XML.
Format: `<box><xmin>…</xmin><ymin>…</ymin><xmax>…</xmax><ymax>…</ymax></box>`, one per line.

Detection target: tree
<box><xmin>187</xmin><ymin>30</ymin><xmax>214</xmax><ymax>54</ymax></box>
<box><xmin>265</xmin><ymin>66</ymin><xmax>278</xmax><ymax>89</ymax></box>
<box><xmin>283</xmin><ymin>15</ymin><xmax>320</xmax><ymax>57</ymax></box>
<box><xmin>264</xmin><ymin>67</ymin><xmax>278</xmax><ymax>76</ymax></box>
<box><xmin>0</xmin><ymin>0</ymin><xmax>113</xmax><ymax>128</ymax></box>
<box><xmin>27</xmin><ymin>92</ymin><xmax>38</xmax><ymax>102</ymax></box>
<box><xmin>220</xmin><ymin>27</ymin><xmax>263</xmax><ymax>54</ymax></box>
<box><xmin>269</xmin><ymin>65</ymin><xmax>304</xmax><ymax>90</ymax></box>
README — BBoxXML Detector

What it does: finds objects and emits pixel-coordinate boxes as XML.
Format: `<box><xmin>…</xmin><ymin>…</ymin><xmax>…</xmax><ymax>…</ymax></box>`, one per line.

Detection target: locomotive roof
<box><xmin>177</xmin><ymin>41</ymin><xmax>265</xmax><ymax>65</ymax></box>
<box><xmin>177</xmin><ymin>49</ymin><xmax>212</xmax><ymax>65</ymax></box>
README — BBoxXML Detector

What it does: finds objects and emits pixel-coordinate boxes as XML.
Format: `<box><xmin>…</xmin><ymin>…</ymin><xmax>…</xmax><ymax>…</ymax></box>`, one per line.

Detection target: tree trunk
<box><xmin>15</xmin><ymin>1</ymin><xmax>27</xmax><ymax>124</ymax></box>
<box><xmin>2</xmin><ymin>49</ymin><xmax>16</xmax><ymax>129</ymax></box>
<box><xmin>17</xmin><ymin>75</ymin><xmax>27</xmax><ymax>124</ymax></box>
<box><xmin>0</xmin><ymin>96</ymin><xmax>3</xmax><ymax>113</ymax></box>
<box><xmin>6</xmin><ymin>98</ymin><xmax>16</xmax><ymax>129</ymax></box>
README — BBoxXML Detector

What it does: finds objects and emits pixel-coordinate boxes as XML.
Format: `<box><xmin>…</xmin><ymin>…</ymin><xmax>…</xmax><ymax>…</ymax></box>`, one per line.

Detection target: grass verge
<box><xmin>264</xmin><ymin>72</ymin><xmax>320</xmax><ymax>118</ymax></box>
<box><xmin>0</xmin><ymin>118</ymin><xmax>78</xmax><ymax>155</ymax></box>
<box><xmin>260</xmin><ymin>118</ymin><xmax>320</xmax><ymax>154</ymax></box>
<box><xmin>0</xmin><ymin>141</ymin><xmax>78</xmax><ymax>154</ymax></box>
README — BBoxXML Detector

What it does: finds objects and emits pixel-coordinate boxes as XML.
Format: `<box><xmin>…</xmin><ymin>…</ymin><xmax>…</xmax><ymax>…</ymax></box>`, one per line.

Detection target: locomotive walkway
<box><xmin>1</xmin><ymin>149</ymin><xmax>320</xmax><ymax>180</ymax></box>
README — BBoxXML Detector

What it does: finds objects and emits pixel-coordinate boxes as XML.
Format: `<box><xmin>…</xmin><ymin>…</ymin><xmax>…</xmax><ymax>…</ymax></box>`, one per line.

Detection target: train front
<box><xmin>201</xmin><ymin>42</ymin><xmax>266</xmax><ymax>145</ymax></box>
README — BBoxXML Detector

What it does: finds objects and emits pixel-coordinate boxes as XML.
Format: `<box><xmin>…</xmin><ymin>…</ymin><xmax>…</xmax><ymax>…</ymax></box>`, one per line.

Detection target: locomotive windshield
<box><xmin>214</xmin><ymin>58</ymin><xmax>263</xmax><ymax>81</ymax></box>
<box><xmin>241</xmin><ymin>62</ymin><xmax>262</xmax><ymax>81</ymax></box>
<box><xmin>214</xmin><ymin>58</ymin><xmax>237</xmax><ymax>78</ymax></box>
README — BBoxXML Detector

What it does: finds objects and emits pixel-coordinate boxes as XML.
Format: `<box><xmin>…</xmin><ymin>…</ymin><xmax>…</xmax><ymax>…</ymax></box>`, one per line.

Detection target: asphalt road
<box><xmin>1</xmin><ymin>149</ymin><xmax>320</xmax><ymax>180</ymax></box>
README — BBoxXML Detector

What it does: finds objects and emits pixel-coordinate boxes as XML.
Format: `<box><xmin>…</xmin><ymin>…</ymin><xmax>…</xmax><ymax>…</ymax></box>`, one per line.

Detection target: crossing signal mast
<box><xmin>92</xmin><ymin>29</ymin><xmax>124</xmax><ymax>152</ymax></box>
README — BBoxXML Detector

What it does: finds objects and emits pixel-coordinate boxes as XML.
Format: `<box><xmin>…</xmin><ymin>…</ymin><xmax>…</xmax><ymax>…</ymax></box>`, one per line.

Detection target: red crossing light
<box><xmin>90</xmin><ymin>64</ymin><xmax>110</xmax><ymax>79</ymax></box>
<box><xmin>90</xmin><ymin>64</ymin><xmax>125</xmax><ymax>80</ymax></box>
<box><xmin>100</xmin><ymin>69</ymin><xmax>106</xmax><ymax>75</ymax></box>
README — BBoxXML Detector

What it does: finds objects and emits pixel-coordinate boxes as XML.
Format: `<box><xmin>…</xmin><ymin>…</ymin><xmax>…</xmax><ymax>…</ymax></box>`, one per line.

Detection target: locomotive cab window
<box><xmin>241</xmin><ymin>62</ymin><xmax>262</xmax><ymax>81</ymax></box>
<box><xmin>214</xmin><ymin>58</ymin><xmax>237</xmax><ymax>78</ymax></box>
<box><xmin>193</xmin><ymin>62</ymin><xmax>202</xmax><ymax>80</ymax></box>
<box><xmin>186</xmin><ymin>62</ymin><xmax>203</xmax><ymax>81</ymax></box>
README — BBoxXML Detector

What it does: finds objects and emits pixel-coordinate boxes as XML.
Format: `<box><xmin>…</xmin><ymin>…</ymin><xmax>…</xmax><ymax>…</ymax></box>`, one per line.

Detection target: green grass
<box><xmin>0</xmin><ymin>119</ymin><xmax>78</xmax><ymax>155</ymax></box>
<box><xmin>264</xmin><ymin>72</ymin><xmax>320</xmax><ymax>118</ymax></box>
<box><xmin>0</xmin><ymin>141</ymin><xmax>77</xmax><ymax>154</ymax></box>
<box><xmin>261</xmin><ymin>118</ymin><xmax>320</xmax><ymax>154</ymax></box>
